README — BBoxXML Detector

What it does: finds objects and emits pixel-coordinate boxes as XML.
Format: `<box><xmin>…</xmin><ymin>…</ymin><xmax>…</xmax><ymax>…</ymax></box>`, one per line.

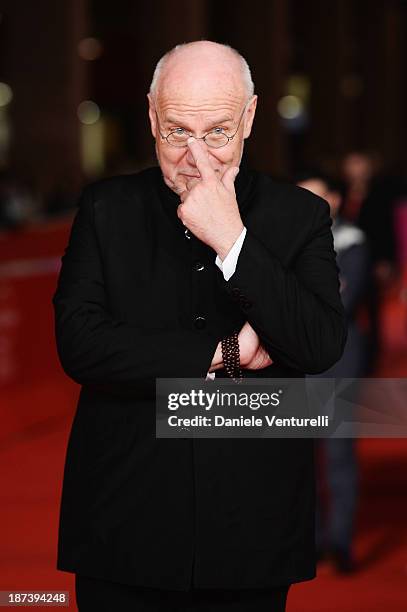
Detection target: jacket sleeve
<box><xmin>52</xmin><ymin>185</ymin><xmax>219</xmax><ymax>394</ymax></box>
<box><xmin>222</xmin><ymin>198</ymin><xmax>347</xmax><ymax>374</ymax></box>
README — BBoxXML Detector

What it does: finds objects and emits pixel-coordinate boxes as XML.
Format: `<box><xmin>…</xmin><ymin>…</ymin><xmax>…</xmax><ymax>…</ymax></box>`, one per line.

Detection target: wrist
<box><xmin>209</xmin><ymin>341</ymin><xmax>223</xmax><ymax>372</ymax></box>
<box><xmin>215</xmin><ymin>222</ymin><xmax>244</xmax><ymax>261</ymax></box>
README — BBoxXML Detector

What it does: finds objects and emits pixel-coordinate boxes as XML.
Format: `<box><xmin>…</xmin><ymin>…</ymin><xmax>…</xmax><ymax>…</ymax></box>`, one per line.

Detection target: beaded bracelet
<box><xmin>221</xmin><ymin>331</ymin><xmax>243</xmax><ymax>383</ymax></box>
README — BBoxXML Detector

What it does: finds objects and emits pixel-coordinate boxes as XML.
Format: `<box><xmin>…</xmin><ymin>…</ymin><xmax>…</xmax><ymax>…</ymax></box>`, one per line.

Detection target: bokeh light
<box><xmin>0</xmin><ymin>83</ymin><xmax>13</xmax><ymax>107</ymax></box>
<box><xmin>277</xmin><ymin>95</ymin><xmax>303</xmax><ymax>120</ymax></box>
<box><xmin>77</xmin><ymin>100</ymin><xmax>101</xmax><ymax>125</ymax></box>
<box><xmin>78</xmin><ymin>37</ymin><xmax>103</xmax><ymax>61</ymax></box>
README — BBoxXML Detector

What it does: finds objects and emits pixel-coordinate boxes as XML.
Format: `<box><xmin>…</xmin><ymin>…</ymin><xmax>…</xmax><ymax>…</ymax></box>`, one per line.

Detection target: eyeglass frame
<box><xmin>154</xmin><ymin>99</ymin><xmax>252</xmax><ymax>149</ymax></box>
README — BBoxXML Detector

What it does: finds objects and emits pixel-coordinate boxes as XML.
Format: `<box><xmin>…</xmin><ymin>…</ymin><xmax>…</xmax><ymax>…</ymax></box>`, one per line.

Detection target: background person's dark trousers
<box><xmin>75</xmin><ymin>574</ymin><xmax>291</xmax><ymax>611</ymax></box>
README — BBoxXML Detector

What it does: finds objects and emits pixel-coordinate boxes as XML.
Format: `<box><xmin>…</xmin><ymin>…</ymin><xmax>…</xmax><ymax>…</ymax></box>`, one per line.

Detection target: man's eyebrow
<box><xmin>164</xmin><ymin>116</ymin><xmax>188</xmax><ymax>126</ymax></box>
<box><xmin>164</xmin><ymin>116</ymin><xmax>234</xmax><ymax>127</ymax></box>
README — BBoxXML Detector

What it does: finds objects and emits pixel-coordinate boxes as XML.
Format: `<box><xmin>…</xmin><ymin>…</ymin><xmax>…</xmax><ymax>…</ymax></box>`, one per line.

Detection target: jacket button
<box><xmin>194</xmin><ymin>261</ymin><xmax>205</xmax><ymax>272</ymax></box>
<box><xmin>194</xmin><ymin>316</ymin><xmax>206</xmax><ymax>329</ymax></box>
<box><xmin>241</xmin><ymin>299</ymin><xmax>252</xmax><ymax>309</ymax></box>
<box><xmin>231</xmin><ymin>287</ymin><xmax>242</xmax><ymax>300</ymax></box>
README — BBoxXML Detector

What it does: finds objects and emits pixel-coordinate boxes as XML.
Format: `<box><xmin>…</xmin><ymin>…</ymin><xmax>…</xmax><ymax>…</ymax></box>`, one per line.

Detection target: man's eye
<box><xmin>212</xmin><ymin>127</ymin><xmax>225</xmax><ymax>134</ymax></box>
<box><xmin>172</xmin><ymin>128</ymin><xmax>186</xmax><ymax>135</ymax></box>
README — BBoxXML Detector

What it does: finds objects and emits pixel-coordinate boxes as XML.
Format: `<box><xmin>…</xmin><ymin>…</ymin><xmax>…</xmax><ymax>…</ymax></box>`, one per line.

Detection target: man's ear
<box><xmin>147</xmin><ymin>93</ymin><xmax>157</xmax><ymax>138</ymax></box>
<box><xmin>243</xmin><ymin>95</ymin><xmax>258</xmax><ymax>139</ymax></box>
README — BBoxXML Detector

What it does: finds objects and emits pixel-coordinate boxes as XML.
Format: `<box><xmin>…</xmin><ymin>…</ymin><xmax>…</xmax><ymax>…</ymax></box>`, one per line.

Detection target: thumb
<box><xmin>221</xmin><ymin>165</ymin><xmax>239</xmax><ymax>191</ymax></box>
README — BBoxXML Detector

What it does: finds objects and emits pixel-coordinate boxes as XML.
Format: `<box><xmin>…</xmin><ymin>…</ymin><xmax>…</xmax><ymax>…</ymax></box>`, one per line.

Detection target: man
<box><xmin>296</xmin><ymin>171</ymin><xmax>370</xmax><ymax>573</ymax></box>
<box><xmin>53</xmin><ymin>42</ymin><xmax>346</xmax><ymax>611</ymax></box>
<box><xmin>340</xmin><ymin>151</ymin><xmax>397</xmax><ymax>373</ymax></box>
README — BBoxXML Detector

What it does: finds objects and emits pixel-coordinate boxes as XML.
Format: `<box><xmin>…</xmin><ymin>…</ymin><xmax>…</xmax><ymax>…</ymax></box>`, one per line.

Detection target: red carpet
<box><xmin>1</xmin><ymin>398</ymin><xmax>406</xmax><ymax>611</ymax></box>
<box><xmin>0</xmin><ymin>222</ymin><xmax>406</xmax><ymax>610</ymax></box>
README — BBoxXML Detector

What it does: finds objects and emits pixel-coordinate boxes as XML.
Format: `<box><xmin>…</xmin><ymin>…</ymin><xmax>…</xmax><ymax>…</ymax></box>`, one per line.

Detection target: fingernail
<box><xmin>187</xmin><ymin>137</ymin><xmax>194</xmax><ymax>145</ymax></box>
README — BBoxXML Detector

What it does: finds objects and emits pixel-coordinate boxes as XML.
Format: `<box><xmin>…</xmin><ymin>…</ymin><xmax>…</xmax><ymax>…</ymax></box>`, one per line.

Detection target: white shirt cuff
<box><xmin>205</xmin><ymin>371</ymin><xmax>216</xmax><ymax>381</ymax></box>
<box><xmin>215</xmin><ymin>227</ymin><xmax>247</xmax><ymax>281</ymax></box>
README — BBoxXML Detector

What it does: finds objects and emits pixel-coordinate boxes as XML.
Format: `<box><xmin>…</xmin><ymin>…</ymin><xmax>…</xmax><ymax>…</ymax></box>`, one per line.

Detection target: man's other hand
<box><xmin>238</xmin><ymin>321</ymin><xmax>273</xmax><ymax>370</ymax></box>
<box><xmin>209</xmin><ymin>322</ymin><xmax>273</xmax><ymax>373</ymax></box>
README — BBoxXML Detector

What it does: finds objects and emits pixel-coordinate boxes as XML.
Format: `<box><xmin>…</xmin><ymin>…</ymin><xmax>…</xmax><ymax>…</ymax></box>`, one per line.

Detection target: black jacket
<box><xmin>53</xmin><ymin>163</ymin><xmax>347</xmax><ymax>590</ymax></box>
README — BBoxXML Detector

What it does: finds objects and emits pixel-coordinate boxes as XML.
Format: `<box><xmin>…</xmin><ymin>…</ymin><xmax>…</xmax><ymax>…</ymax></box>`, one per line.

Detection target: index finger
<box><xmin>187</xmin><ymin>137</ymin><xmax>216</xmax><ymax>181</ymax></box>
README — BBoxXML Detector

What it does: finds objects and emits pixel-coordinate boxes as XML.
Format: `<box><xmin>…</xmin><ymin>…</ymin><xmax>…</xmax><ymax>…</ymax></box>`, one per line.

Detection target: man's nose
<box><xmin>185</xmin><ymin>146</ymin><xmax>198</xmax><ymax>167</ymax></box>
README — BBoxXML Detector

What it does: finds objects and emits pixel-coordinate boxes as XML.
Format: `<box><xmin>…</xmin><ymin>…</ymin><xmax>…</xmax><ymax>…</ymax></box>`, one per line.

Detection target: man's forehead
<box><xmin>155</xmin><ymin>79</ymin><xmax>245</xmax><ymax>117</ymax></box>
<box><xmin>158</xmin><ymin>95</ymin><xmax>243</xmax><ymax>117</ymax></box>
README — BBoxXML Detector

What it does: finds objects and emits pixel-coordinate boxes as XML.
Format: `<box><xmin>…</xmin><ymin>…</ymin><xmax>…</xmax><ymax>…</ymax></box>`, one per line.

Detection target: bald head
<box><xmin>149</xmin><ymin>41</ymin><xmax>254</xmax><ymax>102</ymax></box>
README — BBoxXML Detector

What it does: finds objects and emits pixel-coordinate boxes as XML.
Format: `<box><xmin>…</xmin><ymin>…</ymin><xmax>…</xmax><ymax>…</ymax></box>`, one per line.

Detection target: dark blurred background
<box><xmin>0</xmin><ymin>2</ymin><xmax>406</xmax><ymax>611</ymax></box>
<box><xmin>1</xmin><ymin>0</ymin><xmax>407</xmax><ymax>201</ymax></box>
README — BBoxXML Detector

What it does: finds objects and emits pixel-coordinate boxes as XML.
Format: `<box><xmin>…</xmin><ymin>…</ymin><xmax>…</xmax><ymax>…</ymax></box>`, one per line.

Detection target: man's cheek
<box><xmin>167</xmin><ymin>171</ymin><xmax>187</xmax><ymax>195</ymax></box>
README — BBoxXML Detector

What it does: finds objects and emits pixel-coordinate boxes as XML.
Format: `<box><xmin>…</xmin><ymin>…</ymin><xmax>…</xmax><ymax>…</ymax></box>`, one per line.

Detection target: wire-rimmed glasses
<box><xmin>155</xmin><ymin>101</ymin><xmax>250</xmax><ymax>149</ymax></box>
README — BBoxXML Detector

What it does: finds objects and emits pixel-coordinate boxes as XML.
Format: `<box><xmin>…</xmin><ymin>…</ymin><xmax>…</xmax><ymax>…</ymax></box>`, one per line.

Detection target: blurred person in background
<box><xmin>296</xmin><ymin>170</ymin><xmax>370</xmax><ymax>573</ymax></box>
<box><xmin>0</xmin><ymin>171</ymin><xmax>37</xmax><ymax>230</ymax></box>
<box><xmin>53</xmin><ymin>41</ymin><xmax>346</xmax><ymax>611</ymax></box>
<box><xmin>341</xmin><ymin>151</ymin><xmax>397</xmax><ymax>371</ymax></box>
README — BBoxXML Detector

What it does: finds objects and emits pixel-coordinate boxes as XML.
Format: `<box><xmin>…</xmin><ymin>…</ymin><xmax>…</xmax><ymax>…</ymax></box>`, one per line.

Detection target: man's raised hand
<box><xmin>176</xmin><ymin>138</ymin><xmax>244</xmax><ymax>260</ymax></box>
